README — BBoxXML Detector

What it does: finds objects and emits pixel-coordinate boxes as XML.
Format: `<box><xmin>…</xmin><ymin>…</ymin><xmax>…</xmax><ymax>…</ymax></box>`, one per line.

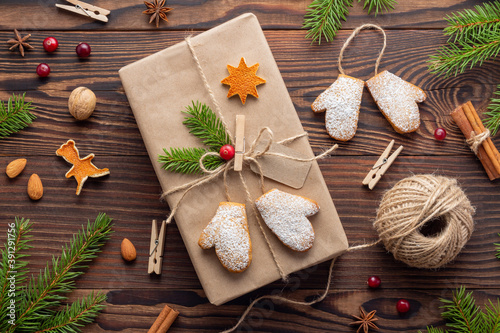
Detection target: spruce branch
<box><xmin>303</xmin><ymin>0</ymin><xmax>397</xmax><ymax>43</ymax></box>
<box><xmin>484</xmin><ymin>86</ymin><xmax>500</xmax><ymax>136</ymax></box>
<box><xmin>0</xmin><ymin>93</ymin><xmax>36</xmax><ymax>139</ymax></box>
<box><xmin>429</xmin><ymin>30</ymin><xmax>500</xmax><ymax>78</ymax></box>
<box><xmin>421</xmin><ymin>287</ymin><xmax>500</xmax><ymax>333</ymax></box>
<box><xmin>10</xmin><ymin>213</ymin><xmax>113</xmax><ymax>332</ymax></box>
<box><xmin>182</xmin><ymin>101</ymin><xmax>232</xmax><ymax>150</ymax></box>
<box><xmin>444</xmin><ymin>1</ymin><xmax>500</xmax><ymax>43</ymax></box>
<box><xmin>159</xmin><ymin>147</ymin><xmax>224</xmax><ymax>174</ymax></box>
<box><xmin>360</xmin><ymin>0</ymin><xmax>397</xmax><ymax>16</ymax></box>
<box><xmin>35</xmin><ymin>291</ymin><xmax>107</xmax><ymax>333</ymax></box>
<box><xmin>303</xmin><ymin>0</ymin><xmax>352</xmax><ymax>44</ymax></box>
<box><xmin>0</xmin><ymin>218</ymin><xmax>32</xmax><ymax>332</ymax></box>
<box><xmin>159</xmin><ymin>101</ymin><xmax>229</xmax><ymax>175</ymax></box>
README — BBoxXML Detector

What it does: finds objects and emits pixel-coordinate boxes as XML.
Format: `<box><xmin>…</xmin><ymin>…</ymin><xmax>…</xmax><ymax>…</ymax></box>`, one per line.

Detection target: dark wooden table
<box><xmin>1</xmin><ymin>1</ymin><xmax>499</xmax><ymax>332</ymax></box>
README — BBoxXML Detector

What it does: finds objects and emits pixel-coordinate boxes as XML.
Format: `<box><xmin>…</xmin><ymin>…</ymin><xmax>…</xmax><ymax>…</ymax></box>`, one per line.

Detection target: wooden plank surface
<box><xmin>0</xmin><ymin>0</ymin><xmax>479</xmax><ymax>31</ymax></box>
<box><xmin>1</xmin><ymin>0</ymin><xmax>500</xmax><ymax>332</ymax></box>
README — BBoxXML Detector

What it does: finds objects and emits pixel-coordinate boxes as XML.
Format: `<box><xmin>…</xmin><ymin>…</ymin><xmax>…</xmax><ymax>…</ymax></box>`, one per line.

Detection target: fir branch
<box><xmin>428</xmin><ymin>29</ymin><xmax>500</xmax><ymax>78</ymax></box>
<box><xmin>360</xmin><ymin>0</ymin><xmax>397</xmax><ymax>16</ymax></box>
<box><xmin>421</xmin><ymin>287</ymin><xmax>500</xmax><ymax>333</ymax></box>
<box><xmin>35</xmin><ymin>291</ymin><xmax>107</xmax><ymax>333</ymax></box>
<box><xmin>159</xmin><ymin>147</ymin><xmax>224</xmax><ymax>174</ymax></box>
<box><xmin>11</xmin><ymin>213</ymin><xmax>113</xmax><ymax>332</ymax></box>
<box><xmin>484</xmin><ymin>86</ymin><xmax>500</xmax><ymax>136</ymax></box>
<box><xmin>182</xmin><ymin>101</ymin><xmax>232</xmax><ymax>150</ymax></box>
<box><xmin>0</xmin><ymin>93</ymin><xmax>36</xmax><ymax>139</ymax></box>
<box><xmin>303</xmin><ymin>0</ymin><xmax>352</xmax><ymax>44</ymax></box>
<box><xmin>444</xmin><ymin>1</ymin><xmax>500</xmax><ymax>43</ymax></box>
<box><xmin>0</xmin><ymin>218</ymin><xmax>32</xmax><ymax>332</ymax></box>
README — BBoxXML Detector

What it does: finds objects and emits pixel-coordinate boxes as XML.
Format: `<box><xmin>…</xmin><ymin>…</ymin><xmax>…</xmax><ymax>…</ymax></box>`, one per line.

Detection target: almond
<box><xmin>27</xmin><ymin>174</ymin><xmax>43</xmax><ymax>200</ymax></box>
<box><xmin>6</xmin><ymin>158</ymin><xmax>27</xmax><ymax>178</ymax></box>
<box><xmin>121</xmin><ymin>238</ymin><xmax>137</xmax><ymax>261</ymax></box>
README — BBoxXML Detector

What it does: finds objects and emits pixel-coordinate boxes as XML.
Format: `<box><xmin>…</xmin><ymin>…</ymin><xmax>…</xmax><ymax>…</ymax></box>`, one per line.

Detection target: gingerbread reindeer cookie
<box><xmin>199</xmin><ymin>202</ymin><xmax>252</xmax><ymax>273</ymax></box>
<box><xmin>366</xmin><ymin>70</ymin><xmax>426</xmax><ymax>134</ymax></box>
<box><xmin>255</xmin><ymin>189</ymin><xmax>320</xmax><ymax>252</ymax></box>
<box><xmin>312</xmin><ymin>74</ymin><xmax>364</xmax><ymax>141</ymax></box>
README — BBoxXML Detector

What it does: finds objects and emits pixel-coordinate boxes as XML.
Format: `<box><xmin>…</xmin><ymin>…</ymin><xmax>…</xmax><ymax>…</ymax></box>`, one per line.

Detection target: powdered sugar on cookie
<box><xmin>312</xmin><ymin>74</ymin><xmax>364</xmax><ymax>141</ymax></box>
<box><xmin>366</xmin><ymin>70</ymin><xmax>426</xmax><ymax>134</ymax></box>
<box><xmin>199</xmin><ymin>202</ymin><xmax>252</xmax><ymax>273</ymax></box>
<box><xmin>255</xmin><ymin>189</ymin><xmax>319</xmax><ymax>252</ymax></box>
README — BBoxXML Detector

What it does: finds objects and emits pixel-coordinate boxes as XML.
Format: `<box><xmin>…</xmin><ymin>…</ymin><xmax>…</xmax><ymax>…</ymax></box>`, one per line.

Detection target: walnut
<box><xmin>68</xmin><ymin>87</ymin><xmax>96</xmax><ymax>120</ymax></box>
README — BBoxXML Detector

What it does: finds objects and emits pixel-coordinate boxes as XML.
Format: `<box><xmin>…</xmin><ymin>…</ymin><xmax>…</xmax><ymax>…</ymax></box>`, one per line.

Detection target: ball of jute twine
<box><xmin>374</xmin><ymin>174</ymin><xmax>475</xmax><ymax>269</ymax></box>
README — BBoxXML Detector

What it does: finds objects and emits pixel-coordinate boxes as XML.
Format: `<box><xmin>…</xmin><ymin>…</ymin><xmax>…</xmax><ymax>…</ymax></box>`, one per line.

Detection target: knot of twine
<box><xmin>466</xmin><ymin>129</ymin><xmax>491</xmax><ymax>154</ymax></box>
<box><xmin>338</xmin><ymin>23</ymin><xmax>387</xmax><ymax>77</ymax></box>
<box><xmin>373</xmin><ymin>174</ymin><xmax>475</xmax><ymax>269</ymax></box>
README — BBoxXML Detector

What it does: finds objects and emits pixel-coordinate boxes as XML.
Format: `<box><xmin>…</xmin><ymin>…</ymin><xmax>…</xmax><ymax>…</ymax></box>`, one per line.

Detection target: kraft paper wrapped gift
<box><xmin>119</xmin><ymin>13</ymin><xmax>348</xmax><ymax>305</ymax></box>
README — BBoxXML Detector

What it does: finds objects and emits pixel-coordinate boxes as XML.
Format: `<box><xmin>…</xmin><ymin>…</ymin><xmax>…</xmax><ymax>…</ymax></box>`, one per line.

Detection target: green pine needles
<box><xmin>159</xmin><ymin>101</ymin><xmax>232</xmax><ymax>174</ymax></box>
<box><xmin>303</xmin><ymin>0</ymin><xmax>397</xmax><ymax>44</ymax></box>
<box><xmin>420</xmin><ymin>287</ymin><xmax>500</xmax><ymax>333</ymax></box>
<box><xmin>0</xmin><ymin>93</ymin><xmax>36</xmax><ymax>139</ymax></box>
<box><xmin>428</xmin><ymin>1</ymin><xmax>500</xmax><ymax>135</ymax></box>
<box><xmin>485</xmin><ymin>86</ymin><xmax>500</xmax><ymax>136</ymax></box>
<box><xmin>0</xmin><ymin>213</ymin><xmax>113</xmax><ymax>332</ymax></box>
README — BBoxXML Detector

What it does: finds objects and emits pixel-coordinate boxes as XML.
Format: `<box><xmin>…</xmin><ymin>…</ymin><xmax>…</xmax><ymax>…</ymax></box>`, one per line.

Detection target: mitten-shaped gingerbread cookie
<box><xmin>199</xmin><ymin>202</ymin><xmax>252</xmax><ymax>273</ymax></box>
<box><xmin>255</xmin><ymin>189</ymin><xmax>320</xmax><ymax>252</ymax></box>
<box><xmin>312</xmin><ymin>74</ymin><xmax>364</xmax><ymax>141</ymax></box>
<box><xmin>366</xmin><ymin>70</ymin><xmax>426</xmax><ymax>134</ymax></box>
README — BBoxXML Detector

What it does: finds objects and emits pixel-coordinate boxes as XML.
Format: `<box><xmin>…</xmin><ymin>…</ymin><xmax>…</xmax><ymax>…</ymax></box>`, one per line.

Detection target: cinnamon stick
<box><xmin>467</xmin><ymin>101</ymin><xmax>500</xmax><ymax>163</ymax></box>
<box><xmin>462</xmin><ymin>102</ymin><xmax>500</xmax><ymax>175</ymax></box>
<box><xmin>451</xmin><ymin>103</ymin><xmax>500</xmax><ymax>180</ymax></box>
<box><xmin>148</xmin><ymin>305</ymin><xmax>179</xmax><ymax>333</ymax></box>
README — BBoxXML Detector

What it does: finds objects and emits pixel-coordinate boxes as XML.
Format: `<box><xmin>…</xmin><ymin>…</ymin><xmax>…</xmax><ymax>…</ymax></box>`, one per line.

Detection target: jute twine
<box><xmin>374</xmin><ymin>174</ymin><xmax>475</xmax><ymax>269</ymax></box>
<box><xmin>466</xmin><ymin>129</ymin><xmax>491</xmax><ymax>154</ymax></box>
<box><xmin>338</xmin><ymin>23</ymin><xmax>387</xmax><ymax>76</ymax></box>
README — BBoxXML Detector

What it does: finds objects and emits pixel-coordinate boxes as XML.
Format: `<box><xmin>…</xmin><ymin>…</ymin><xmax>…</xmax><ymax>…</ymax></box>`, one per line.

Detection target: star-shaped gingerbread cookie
<box><xmin>221</xmin><ymin>57</ymin><xmax>266</xmax><ymax>104</ymax></box>
<box><xmin>56</xmin><ymin>139</ymin><xmax>110</xmax><ymax>195</ymax></box>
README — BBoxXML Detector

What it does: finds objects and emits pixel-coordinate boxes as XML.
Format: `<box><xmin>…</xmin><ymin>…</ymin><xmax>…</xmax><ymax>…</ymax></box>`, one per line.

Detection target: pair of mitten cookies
<box><xmin>312</xmin><ymin>70</ymin><xmax>426</xmax><ymax>141</ymax></box>
<box><xmin>198</xmin><ymin>189</ymin><xmax>319</xmax><ymax>273</ymax></box>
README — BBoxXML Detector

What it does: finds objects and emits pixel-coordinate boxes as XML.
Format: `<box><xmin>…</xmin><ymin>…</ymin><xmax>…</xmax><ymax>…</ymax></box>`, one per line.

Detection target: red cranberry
<box><xmin>396</xmin><ymin>299</ymin><xmax>410</xmax><ymax>313</ymax></box>
<box><xmin>434</xmin><ymin>128</ymin><xmax>447</xmax><ymax>140</ymax></box>
<box><xmin>43</xmin><ymin>37</ymin><xmax>58</xmax><ymax>52</ymax></box>
<box><xmin>367</xmin><ymin>276</ymin><xmax>381</xmax><ymax>289</ymax></box>
<box><xmin>76</xmin><ymin>42</ymin><xmax>91</xmax><ymax>58</ymax></box>
<box><xmin>219</xmin><ymin>144</ymin><xmax>235</xmax><ymax>161</ymax></box>
<box><xmin>36</xmin><ymin>63</ymin><xmax>50</xmax><ymax>77</ymax></box>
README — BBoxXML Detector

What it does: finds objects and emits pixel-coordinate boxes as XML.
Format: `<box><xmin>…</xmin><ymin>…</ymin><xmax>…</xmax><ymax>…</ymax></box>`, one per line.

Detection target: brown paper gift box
<box><xmin>119</xmin><ymin>13</ymin><xmax>348</xmax><ymax>305</ymax></box>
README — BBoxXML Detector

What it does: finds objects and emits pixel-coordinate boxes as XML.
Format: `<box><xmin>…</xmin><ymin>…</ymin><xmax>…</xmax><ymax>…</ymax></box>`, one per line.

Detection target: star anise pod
<box><xmin>143</xmin><ymin>0</ymin><xmax>172</xmax><ymax>28</ymax></box>
<box><xmin>349</xmin><ymin>306</ymin><xmax>379</xmax><ymax>333</ymax></box>
<box><xmin>7</xmin><ymin>29</ymin><xmax>34</xmax><ymax>57</ymax></box>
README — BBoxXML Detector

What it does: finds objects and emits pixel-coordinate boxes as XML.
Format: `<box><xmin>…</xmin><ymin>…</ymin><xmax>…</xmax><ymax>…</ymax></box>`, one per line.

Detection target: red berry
<box><xmin>219</xmin><ymin>144</ymin><xmax>235</xmax><ymax>161</ymax></box>
<box><xmin>367</xmin><ymin>276</ymin><xmax>381</xmax><ymax>288</ymax></box>
<box><xmin>36</xmin><ymin>63</ymin><xmax>50</xmax><ymax>77</ymax></box>
<box><xmin>76</xmin><ymin>42</ymin><xmax>91</xmax><ymax>57</ymax></box>
<box><xmin>43</xmin><ymin>37</ymin><xmax>58</xmax><ymax>52</ymax></box>
<box><xmin>434</xmin><ymin>128</ymin><xmax>447</xmax><ymax>140</ymax></box>
<box><xmin>396</xmin><ymin>299</ymin><xmax>410</xmax><ymax>313</ymax></box>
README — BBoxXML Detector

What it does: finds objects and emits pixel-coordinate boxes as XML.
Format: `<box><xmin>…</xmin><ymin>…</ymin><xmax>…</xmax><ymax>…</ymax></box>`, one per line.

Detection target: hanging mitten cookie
<box><xmin>255</xmin><ymin>188</ymin><xmax>319</xmax><ymax>252</ymax></box>
<box><xmin>199</xmin><ymin>202</ymin><xmax>252</xmax><ymax>273</ymax></box>
<box><xmin>312</xmin><ymin>74</ymin><xmax>364</xmax><ymax>141</ymax></box>
<box><xmin>366</xmin><ymin>70</ymin><xmax>426</xmax><ymax>134</ymax></box>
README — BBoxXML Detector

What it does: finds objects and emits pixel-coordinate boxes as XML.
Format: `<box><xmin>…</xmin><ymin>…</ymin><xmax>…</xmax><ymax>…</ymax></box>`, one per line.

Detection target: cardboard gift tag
<box><xmin>119</xmin><ymin>13</ymin><xmax>348</xmax><ymax>306</ymax></box>
<box><xmin>250</xmin><ymin>141</ymin><xmax>312</xmax><ymax>189</ymax></box>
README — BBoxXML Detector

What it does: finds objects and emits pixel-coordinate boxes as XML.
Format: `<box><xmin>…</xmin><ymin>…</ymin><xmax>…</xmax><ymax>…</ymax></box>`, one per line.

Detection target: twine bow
<box><xmin>466</xmin><ymin>129</ymin><xmax>491</xmax><ymax>154</ymax></box>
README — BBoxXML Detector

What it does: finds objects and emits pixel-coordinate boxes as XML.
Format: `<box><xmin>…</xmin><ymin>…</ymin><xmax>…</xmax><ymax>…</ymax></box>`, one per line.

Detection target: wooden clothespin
<box><xmin>363</xmin><ymin>139</ymin><xmax>403</xmax><ymax>190</ymax></box>
<box><xmin>148</xmin><ymin>219</ymin><xmax>167</xmax><ymax>274</ymax></box>
<box><xmin>234</xmin><ymin>115</ymin><xmax>245</xmax><ymax>171</ymax></box>
<box><xmin>56</xmin><ymin>0</ymin><xmax>110</xmax><ymax>23</ymax></box>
